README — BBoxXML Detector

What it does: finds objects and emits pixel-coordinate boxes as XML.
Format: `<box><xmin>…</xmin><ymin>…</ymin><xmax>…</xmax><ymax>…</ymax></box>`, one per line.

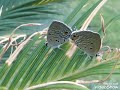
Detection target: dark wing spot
<box><xmin>73</xmin><ymin>35</ymin><xmax>76</xmax><ymax>37</ymax></box>
<box><xmin>90</xmin><ymin>47</ymin><xmax>93</xmax><ymax>49</ymax></box>
<box><xmin>71</xmin><ymin>35</ymin><xmax>77</xmax><ymax>40</ymax></box>
<box><xmin>64</xmin><ymin>32</ymin><xmax>68</xmax><ymax>35</ymax></box>
<box><xmin>91</xmin><ymin>43</ymin><xmax>93</xmax><ymax>44</ymax></box>
<box><xmin>68</xmin><ymin>35</ymin><xmax>71</xmax><ymax>37</ymax></box>
<box><xmin>56</xmin><ymin>40</ymin><xmax>59</xmax><ymax>42</ymax></box>
<box><xmin>48</xmin><ymin>33</ymin><xmax>51</xmax><ymax>35</ymax></box>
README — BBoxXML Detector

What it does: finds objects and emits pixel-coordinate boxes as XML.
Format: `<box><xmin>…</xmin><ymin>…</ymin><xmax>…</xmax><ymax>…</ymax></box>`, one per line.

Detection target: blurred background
<box><xmin>0</xmin><ymin>0</ymin><xmax>120</xmax><ymax>90</ymax></box>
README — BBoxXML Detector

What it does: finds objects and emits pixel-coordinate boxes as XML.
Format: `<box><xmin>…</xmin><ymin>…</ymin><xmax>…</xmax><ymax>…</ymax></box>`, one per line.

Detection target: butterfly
<box><xmin>46</xmin><ymin>20</ymin><xmax>72</xmax><ymax>48</ymax></box>
<box><xmin>70</xmin><ymin>30</ymin><xmax>101</xmax><ymax>56</ymax></box>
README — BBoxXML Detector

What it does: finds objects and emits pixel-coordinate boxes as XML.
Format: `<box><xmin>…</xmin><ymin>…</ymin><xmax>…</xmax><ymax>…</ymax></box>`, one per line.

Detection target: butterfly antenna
<box><xmin>100</xmin><ymin>14</ymin><xmax>106</xmax><ymax>42</ymax></box>
<box><xmin>99</xmin><ymin>47</ymin><xmax>120</xmax><ymax>83</ymax></box>
<box><xmin>76</xmin><ymin>57</ymin><xmax>119</xmax><ymax>84</ymax></box>
<box><xmin>76</xmin><ymin>48</ymin><xmax>120</xmax><ymax>84</ymax></box>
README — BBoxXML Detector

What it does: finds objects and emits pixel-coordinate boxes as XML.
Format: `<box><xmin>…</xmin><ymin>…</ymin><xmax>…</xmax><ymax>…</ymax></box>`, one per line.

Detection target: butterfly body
<box><xmin>70</xmin><ymin>30</ymin><xmax>101</xmax><ymax>56</ymax></box>
<box><xmin>46</xmin><ymin>20</ymin><xmax>101</xmax><ymax>56</ymax></box>
<box><xmin>46</xmin><ymin>21</ymin><xmax>72</xmax><ymax>48</ymax></box>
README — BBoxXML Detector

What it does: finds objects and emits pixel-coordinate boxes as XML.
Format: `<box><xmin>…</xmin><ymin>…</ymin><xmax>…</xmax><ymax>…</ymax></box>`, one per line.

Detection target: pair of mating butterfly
<box><xmin>46</xmin><ymin>20</ymin><xmax>101</xmax><ymax>57</ymax></box>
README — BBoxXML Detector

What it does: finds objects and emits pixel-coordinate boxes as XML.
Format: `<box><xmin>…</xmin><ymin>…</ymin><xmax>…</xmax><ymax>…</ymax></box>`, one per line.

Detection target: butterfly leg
<box><xmin>76</xmin><ymin>51</ymin><xmax>85</xmax><ymax>56</ymax></box>
<box><xmin>96</xmin><ymin>45</ymin><xmax>120</xmax><ymax>62</ymax></box>
<box><xmin>96</xmin><ymin>53</ymin><xmax>103</xmax><ymax>62</ymax></box>
<box><xmin>96</xmin><ymin>46</ymin><xmax>111</xmax><ymax>62</ymax></box>
<box><xmin>57</xmin><ymin>45</ymin><xmax>65</xmax><ymax>52</ymax></box>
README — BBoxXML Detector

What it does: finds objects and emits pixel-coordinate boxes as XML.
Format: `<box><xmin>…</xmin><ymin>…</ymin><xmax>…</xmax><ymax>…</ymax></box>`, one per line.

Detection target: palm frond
<box><xmin>0</xmin><ymin>0</ymin><xmax>120</xmax><ymax>90</ymax></box>
<box><xmin>0</xmin><ymin>33</ymin><xmax>119</xmax><ymax>89</ymax></box>
<box><xmin>0</xmin><ymin>0</ymin><xmax>75</xmax><ymax>35</ymax></box>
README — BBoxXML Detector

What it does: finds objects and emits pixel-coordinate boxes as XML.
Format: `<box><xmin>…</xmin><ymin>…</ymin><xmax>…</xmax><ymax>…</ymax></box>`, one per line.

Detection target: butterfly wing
<box><xmin>47</xmin><ymin>21</ymin><xmax>72</xmax><ymax>48</ymax></box>
<box><xmin>71</xmin><ymin>31</ymin><xmax>101</xmax><ymax>56</ymax></box>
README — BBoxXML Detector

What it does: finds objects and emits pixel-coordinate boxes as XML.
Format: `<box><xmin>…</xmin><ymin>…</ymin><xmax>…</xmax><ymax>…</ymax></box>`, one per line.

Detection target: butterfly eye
<box><xmin>45</xmin><ymin>42</ymin><xmax>48</xmax><ymax>46</ymax></box>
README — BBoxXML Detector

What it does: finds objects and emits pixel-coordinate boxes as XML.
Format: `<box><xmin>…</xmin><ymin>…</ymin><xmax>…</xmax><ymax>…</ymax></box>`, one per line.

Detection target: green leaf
<box><xmin>26</xmin><ymin>81</ymin><xmax>89</xmax><ymax>90</ymax></box>
<box><xmin>0</xmin><ymin>0</ymin><xmax>120</xmax><ymax>90</ymax></box>
<box><xmin>0</xmin><ymin>0</ymin><xmax>75</xmax><ymax>34</ymax></box>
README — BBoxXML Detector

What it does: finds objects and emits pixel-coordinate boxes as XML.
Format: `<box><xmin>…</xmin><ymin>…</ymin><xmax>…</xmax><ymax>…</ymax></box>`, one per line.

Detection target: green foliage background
<box><xmin>0</xmin><ymin>0</ymin><xmax>120</xmax><ymax>90</ymax></box>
